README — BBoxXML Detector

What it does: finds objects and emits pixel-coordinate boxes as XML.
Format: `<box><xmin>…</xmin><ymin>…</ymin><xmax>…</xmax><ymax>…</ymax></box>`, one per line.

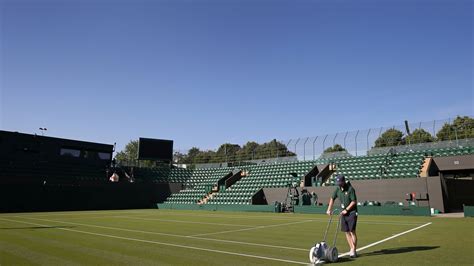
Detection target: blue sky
<box><xmin>1</xmin><ymin>0</ymin><xmax>472</xmax><ymax>152</ymax></box>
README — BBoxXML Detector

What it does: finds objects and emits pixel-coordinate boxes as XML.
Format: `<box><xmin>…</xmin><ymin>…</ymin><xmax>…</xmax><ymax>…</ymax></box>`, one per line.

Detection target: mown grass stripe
<box><xmin>0</xmin><ymin>218</ymin><xmax>308</xmax><ymax>265</ymax></box>
<box><xmin>14</xmin><ymin>216</ymin><xmax>309</xmax><ymax>251</ymax></box>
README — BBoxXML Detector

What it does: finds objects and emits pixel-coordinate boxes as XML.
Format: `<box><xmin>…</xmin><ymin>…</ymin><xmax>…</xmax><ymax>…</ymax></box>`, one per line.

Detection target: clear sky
<box><xmin>1</xmin><ymin>0</ymin><xmax>472</xmax><ymax>152</ymax></box>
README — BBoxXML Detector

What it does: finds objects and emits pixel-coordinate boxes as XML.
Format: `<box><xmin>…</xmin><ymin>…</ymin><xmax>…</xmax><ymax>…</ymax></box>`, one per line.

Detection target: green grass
<box><xmin>0</xmin><ymin>209</ymin><xmax>473</xmax><ymax>265</ymax></box>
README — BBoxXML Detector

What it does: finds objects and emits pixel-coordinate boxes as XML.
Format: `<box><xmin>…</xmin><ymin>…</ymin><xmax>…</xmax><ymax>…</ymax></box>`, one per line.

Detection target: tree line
<box><xmin>325</xmin><ymin>115</ymin><xmax>474</xmax><ymax>152</ymax></box>
<box><xmin>115</xmin><ymin>139</ymin><xmax>296</xmax><ymax>166</ymax></box>
<box><xmin>116</xmin><ymin>116</ymin><xmax>473</xmax><ymax>165</ymax></box>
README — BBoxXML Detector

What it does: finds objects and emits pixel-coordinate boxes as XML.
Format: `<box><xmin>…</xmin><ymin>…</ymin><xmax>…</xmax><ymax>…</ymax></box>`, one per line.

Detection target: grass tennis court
<box><xmin>0</xmin><ymin>209</ymin><xmax>472</xmax><ymax>265</ymax></box>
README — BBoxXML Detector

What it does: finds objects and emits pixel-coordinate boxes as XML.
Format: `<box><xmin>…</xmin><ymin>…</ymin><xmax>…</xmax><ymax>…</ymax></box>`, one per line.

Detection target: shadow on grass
<box><xmin>0</xmin><ymin>226</ymin><xmax>75</xmax><ymax>230</ymax></box>
<box><xmin>336</xmin><ymin>257</ymin><xmax>352</xmax><ymax>263</ymax></box>
<box><xmin>314</xmin><ymin>257</ymin><xmax>353</xmax><ymax>265</ymax></box>
<box><xmin>360</xmin><ymin>246</ymin><xmax>440</xmax><ymax>257</ymax></box>
<box><xmin>328</xmin><ymin>246</ymin><xmax>440</xmax><ymax>264</ymax></box>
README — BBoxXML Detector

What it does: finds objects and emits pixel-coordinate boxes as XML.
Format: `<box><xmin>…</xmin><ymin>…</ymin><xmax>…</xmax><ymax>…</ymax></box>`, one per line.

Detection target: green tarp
<box><xmin>464</xmin><ymin>205</ymin><xmax>474</xmax><ymax>217</ymax></box>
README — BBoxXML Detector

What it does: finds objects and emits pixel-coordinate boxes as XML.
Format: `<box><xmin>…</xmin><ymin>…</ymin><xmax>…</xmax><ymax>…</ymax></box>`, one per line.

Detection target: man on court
<box><xmin>326</xmin><ymin>175</ymin><xmax>358</xmax><ymax>258</ymax></box>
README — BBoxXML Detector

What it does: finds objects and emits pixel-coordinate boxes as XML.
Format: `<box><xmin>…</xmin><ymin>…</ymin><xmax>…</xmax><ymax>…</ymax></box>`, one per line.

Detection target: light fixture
<box><xmin>39</xmin><ymin>127</ymin><xmax>48</xmax><ymax>136</ymax></box>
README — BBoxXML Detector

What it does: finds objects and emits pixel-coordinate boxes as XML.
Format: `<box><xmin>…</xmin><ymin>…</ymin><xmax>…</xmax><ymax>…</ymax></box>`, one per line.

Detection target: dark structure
<box><xmin>138</xmin><ymin>137</ymin><xmax>173</xmax><ymax>162</ymax></box>
<box><xmin>0</xmin><ymin>130</ymin><xmax>179</xmax><ymax>212</ymax></box>
<box><xmin>257</xmin><ymin>154</ymin><xmax>474</xmax><ymax>213</ymax></box>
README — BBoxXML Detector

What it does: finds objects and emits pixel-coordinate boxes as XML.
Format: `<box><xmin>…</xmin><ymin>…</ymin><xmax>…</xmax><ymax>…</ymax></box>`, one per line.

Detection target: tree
<box><xmin>436</xmin><ymin>116</ymin><xmax>474</xmax><ymax>141</ymax></box>
<box><xmin>181</xmin><ymin>147</ymin><xmax>200</xmax><ymax>164</ymax></box>
<box><xmin>324</xmin><ymin>144</ymin><xmax>347</xmax><ymax>153</ymax></box>
<box><xmin>115</xmin><ymin>140</ymin><xmax>138</xmax><ymax>163</ymax></box>
<box><xmin>237</xmin><ymin>141</ymin><xmax>259</xmax><ymax>161</ymax></box>
<box><xmin>374</xmin><ymin>128</ymin><xmax>405</xmax><ymax>147</ymax></box>
<box><xmin>130</xmin><ymin>139</ymin><xmax>297</xmax><ymax>165</ymax></box>
<box><xmin>193</xmin><ymin>150</ymin><xmax>216</xmax><ymax>164</ymax></box>
<box><xmin>115</xmin><ymin>140</ymin><xmax>155</xmax><ymax>167</ymax></box>
<box><xmin>213</xmin><ymin>143</ymin><xmax>241</xmax><ymax>162</ymax></box>
<box><xmin>253</xmin><ymin>139</ymin><xmax>295</xmax><ymax>159</ymax></box>
<box><xmin>405</xmin><ymin>128</ymin><xmax>435</xmax><ymax>144</ymax></box>
<box><xmin>173</xmin><ymin>139</ymin><xmax>296</xmax><ymax>165</ymax></box>
<box><xmin>173</xmin><ymin>151</ymin><xmax>186</xmax><ymax>164</ymax></box>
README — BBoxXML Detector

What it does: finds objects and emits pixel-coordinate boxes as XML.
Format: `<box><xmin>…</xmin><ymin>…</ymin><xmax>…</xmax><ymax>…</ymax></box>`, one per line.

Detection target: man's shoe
<box><xmin>350</xmin><ymin>250</ymin><xmax>357</xmax><ymax>258</ymax></box>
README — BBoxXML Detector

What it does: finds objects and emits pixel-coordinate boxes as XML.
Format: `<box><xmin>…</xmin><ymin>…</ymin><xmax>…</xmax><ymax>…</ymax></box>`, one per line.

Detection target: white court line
<box><xmin>16</xmin><ymin>215</ymin><xmax>314</xmax><ymax>239</ymax></box>
<box><xmin>188</xmin><ymin>220</ymin><xmax>314</xmax><ymax>237</ymax></box>
<box><xmin>338</xmin><ymin>222</ymin><xmax>433</xmax><ymax>258</ymax></box>
<box><xmin>2</xmin><ymin>210</ymin><xmax>426</xmax><ymax>226</ymax></box>
<box><xmin>39</xmin><ymin>210</ymin><xmax>410</xmax><ymax>225</ymax></box>
<box><xmin>144</xmin><ymin>212</ymin><xmax>427</xmax><ymax>226</ymax></box>
<box><xmin>0</xmin><ymin>210</ymin><xmax>151</xmax><ymax>218</ymax></box>
<box><xmin>14</xmin><ymin>216</ymin><xmax>308</xmax><ymax>251</ymax></box>
<box><xmin>113</xmin><ymin>215</ymin><xmax>255</xmax><ymax>228</ymax></box>
<box><xmin>144</xmin><ymin>213</ymin><xmax>421</xmax><ymax>225</ymax></box>
<box><xmin>2</xmin><ymin>216</ymin><xmax>434</xmax><ymax>260</ymax></box>
<box><xmin>0</xmin><ymin>218</ymin><xmax>308</xmax><ymax>265</ymax></box>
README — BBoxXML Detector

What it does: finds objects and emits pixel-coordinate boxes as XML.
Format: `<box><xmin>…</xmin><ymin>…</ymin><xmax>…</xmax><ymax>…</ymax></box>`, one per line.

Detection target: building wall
<box><xmin>0</xmin><ymin>182</ymin><xmax>184</xmax><ymax>212</ymax></box>
<box><xmin>263</xmin><ymin>177</ymin><xmax>445</xmax><ymax>212</ymax></box>
<box><xmin>433</xmin><ymin>155</ymin><xmax>474</xmax><ymax>171</ymax></box>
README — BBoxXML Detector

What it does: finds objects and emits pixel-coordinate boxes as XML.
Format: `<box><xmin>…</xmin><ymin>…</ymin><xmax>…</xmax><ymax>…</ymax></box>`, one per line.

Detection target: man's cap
<box><xmin>335</xmin><ymin>175</ymin><xmax>346</xmax><ymax>186</ymax></box>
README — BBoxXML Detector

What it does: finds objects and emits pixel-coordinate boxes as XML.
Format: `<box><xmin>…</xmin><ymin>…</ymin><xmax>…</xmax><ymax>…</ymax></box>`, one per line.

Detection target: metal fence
<box><xmin>287</xmin><ymin>117</ymin><xmax>474</xmax><ymax>160</ymax></box>
<box><xmin>119</xmin><ymin>116</ymin><xmax>473</xmax><ymax>167</ymax></box>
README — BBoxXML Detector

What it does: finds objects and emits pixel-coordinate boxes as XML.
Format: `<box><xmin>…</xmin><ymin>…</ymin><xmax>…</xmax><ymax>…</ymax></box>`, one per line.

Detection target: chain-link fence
<box><xmin>287</xmin><ymin>118</ymin><xmax>473</xmax><ymax>159</ymax></box>
<box><xmin>119</xmin><ymin>116</ymin><xmax>474</xmax><ymax>168</ymax></box>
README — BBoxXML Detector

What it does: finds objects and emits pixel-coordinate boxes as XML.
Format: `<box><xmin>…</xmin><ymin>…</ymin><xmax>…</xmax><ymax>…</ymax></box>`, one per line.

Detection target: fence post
<box><xmin>303</xmin><ymin>137</ymin><xmax>309</xmax><ymax>161</ymax></box>
<box><xmin>455</xmin><ymin>127</ymin><xmax>459</xmax><ymax>146</ymax></box>
<box><xmin>225</xmin><ymin>145</ymin><xmax>228</xmax><ymax>163</ymax></box>
<box><xmin>366</xmin><ymin>129</ymin><xmax>371</xmax><ymax>152</ymax></box>
<box><xmin>322</xmin><ymin>135</ymin><xmax>328</xmax><ymax>152</ymax></box>
<box><xmin>312</xmin><ymin>136</ymin><xmax>318</xmax><ymax>160</ymax></box>
<box><xmin>343</xmin><ymin>131</ymin><xmax>348</xmax><ymax>150</ymax></box>
<box><xmin>285</xmin><ymin>139</ymin><xmax>292</xmax><ymax>159</ymax></box>
<box><xmin>448</xmin><ymin>118</ymin><xmax>452</xmax><ymax>141</ymax></box>
<box><xmin>274</xmin><ymin>140</ymin><xmax>279</xmax><ymax>158</ymax></box>
<box><xmin>294</xmin><ymin>138</ymin><xmax>300</xmax><ymax>156</ymax></box>
<box><xmin>332</xmin><ymin>133</ymin><xmax>338</xmax><ymax>147</ymax></box>
<box><xmin>355</xmin><ymin>130</ymin><xmax>360</xmax><ymax>156</ymax></box>
<box><xmin>378</xmin><ymin>127</ymin><xmax>384</xmax><ymax>147</ymax></box>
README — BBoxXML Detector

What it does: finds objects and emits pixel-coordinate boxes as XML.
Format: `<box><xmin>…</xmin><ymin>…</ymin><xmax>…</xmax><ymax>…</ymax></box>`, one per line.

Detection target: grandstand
<box><xmin>1</xmin><ymin>128</ymin><xmax>473</xmax><ymax>265</ymax></box>
<box><xmin>1</xmin><ymin>117</ymin><xmax>474</xmax><ymax>266</ymax></box>
<box><xmin>158</xmin><ymin>145</ymin><xmax>473</xmax><ymax>211</ymax></box>
<box><xmin>206</xmin><ymin>161</ymin><xmax>315</xmax><ymax>205</ymax></box>
<box><xmin>164</xmin><ymin>167</ymin><xmax>234</xmax><ymax>204</ymax></box>
<box><xmin>131</xmin><ymin>166</ymin><xmax>192</xmax><ymax>183</ymax></box>
<box><xmin>1</xmin><ymin>117</ymin><xmax>473</xmax><ymax>214</ymax></box>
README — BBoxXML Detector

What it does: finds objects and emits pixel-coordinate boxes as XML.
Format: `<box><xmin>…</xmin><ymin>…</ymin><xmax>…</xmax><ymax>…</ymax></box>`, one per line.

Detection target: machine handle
<box><xmin>323</xmin><ymin>208</ymin><xmax>339</xmax><ymax>242</ymax></box>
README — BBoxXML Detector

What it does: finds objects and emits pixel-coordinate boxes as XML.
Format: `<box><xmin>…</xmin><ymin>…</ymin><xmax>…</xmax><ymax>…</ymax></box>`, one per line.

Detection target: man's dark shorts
<box><xmin>341</xmin><ymin>211</ymin><xmax>357</xmax><ymax>232</ymax></box>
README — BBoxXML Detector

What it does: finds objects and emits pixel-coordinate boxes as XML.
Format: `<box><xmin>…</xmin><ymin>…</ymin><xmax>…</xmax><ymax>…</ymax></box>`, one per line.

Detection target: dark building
<box><xmin>0</xmin><ymin>130</ymin><xmax>174</xmax><ymax>212</ymax></box>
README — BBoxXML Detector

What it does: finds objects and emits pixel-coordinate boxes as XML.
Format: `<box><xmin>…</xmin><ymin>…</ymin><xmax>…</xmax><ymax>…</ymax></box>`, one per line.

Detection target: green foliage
<box><xmin>371</xmin><ymin>116</ymin><xmax>474</xmax><ymax>149</ymax></box>
<box><xmin>193</xmin><ymin>150</ymin><xmax>216</xmax><ymax>164</ymax></box>
<box><xmin>436</xmin><ymin>116</ymin><xmax>474</xmax><ymax>141</ymax></box>
<box><xmin>114</xmin><ymin>140</ymin><xmax>155</xmax><ymax>167</ymax></box>
<box><xmin>178</xmin><ymin>147</ymin><xmax>200</xmax><ymax>164</ymax></box>
<box><xmin>116</xmin><ymin>138</ymin><xmax>296</xmax><ymax>166</ymax></box>
<box><xmin>173</xmin><ymin>151</ymin><xmax>187</xmax><ymax>164</ymax></box>
<box><xmin>213</xmin><ymin>143</ymin><xmax>241</xmax><ymax>163</ymax></box>
<box><xmin>374</xmin><ymin>128</ymin><xmax>405</xmax><ymax>147</ymax></box>
<box><xmin>115</xmin><ymin>140</ymin><xmax>138</xmax><ymax>163</ymax></box>
<box><xmin>255</xmin><ymin>139</ymin><xmax>295</xmax><ymax>159</ymax></box>
<box><xmin>405</xmin><ymin>128</ymin><xmax>435</xmax><ymax>144</ymax></box>
<box><xmin>176</xmin><ymin>139</ymin><xmax>295</xmax><ymax>165</ymax></box>
<box><xmin>323</xmin><ymin>144</ymin><xmax>347</xmax><ymax>153</ymax></box>
<box><xmin>236</xmin><ymin>141</ymin><xmax>260</xmax><ymax>161</ymax></box>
